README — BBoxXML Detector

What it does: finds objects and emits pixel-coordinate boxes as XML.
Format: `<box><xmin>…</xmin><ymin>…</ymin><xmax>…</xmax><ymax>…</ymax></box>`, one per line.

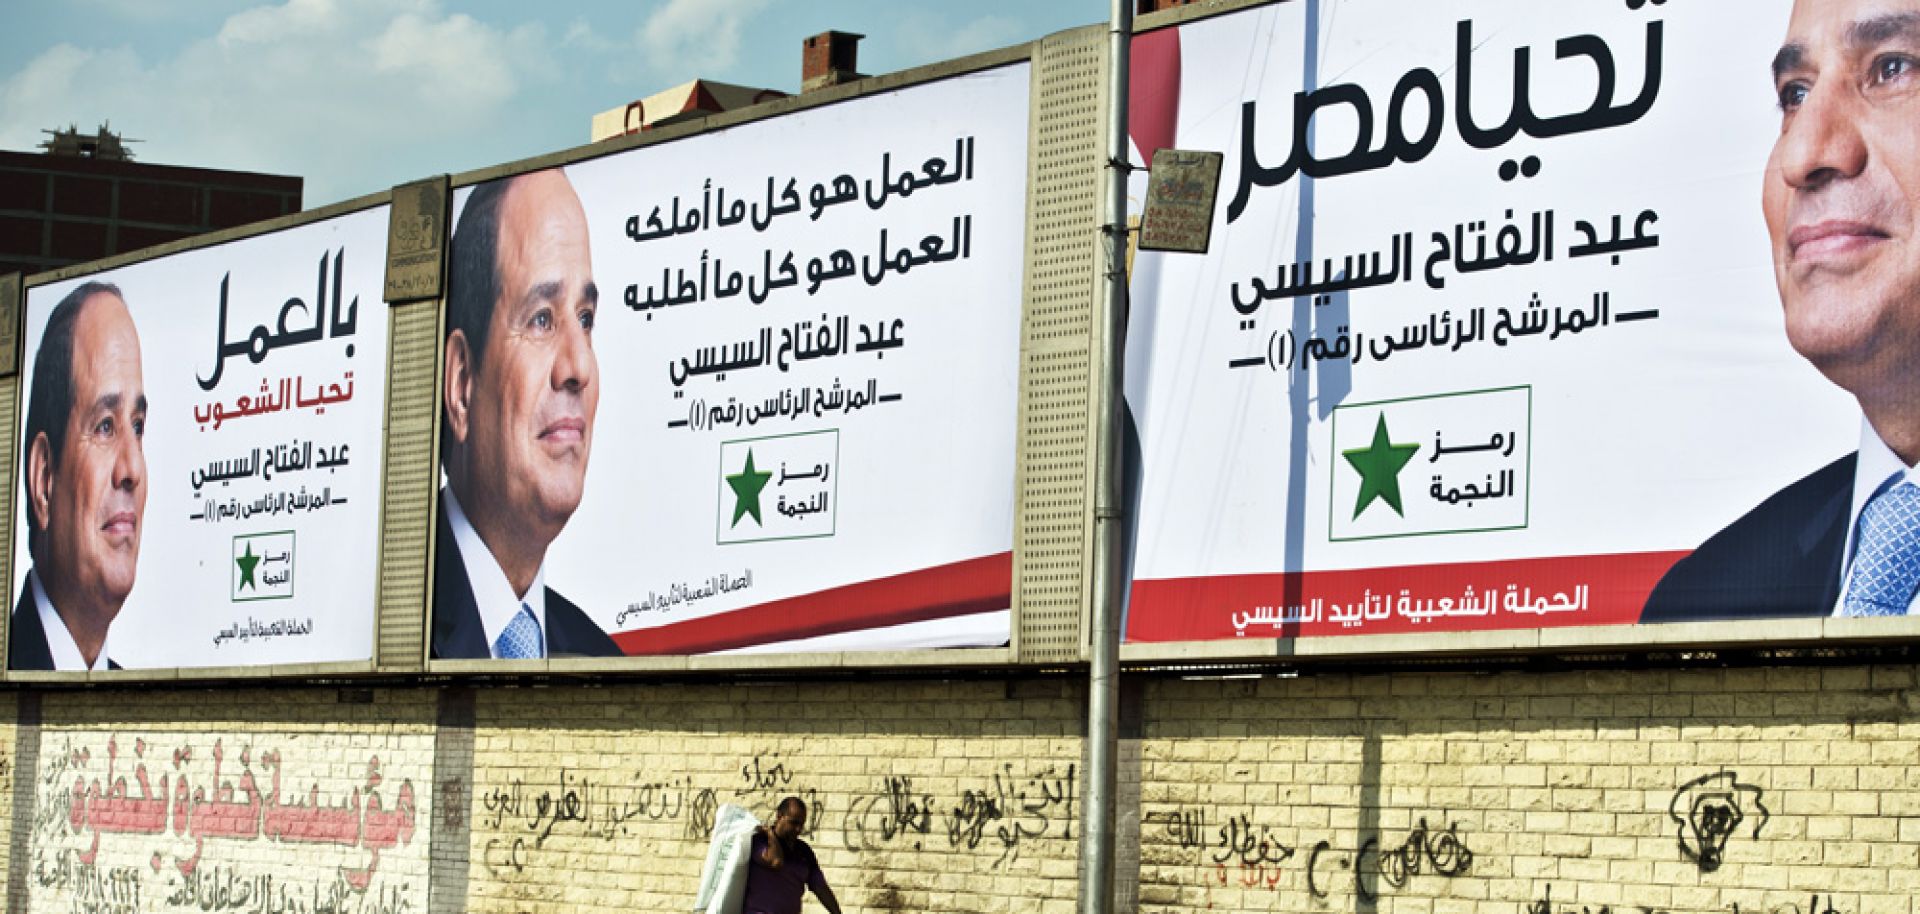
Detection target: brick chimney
<box><xmin>802</xmin><ymin>31</ymin><xmax>865</xmax><ymax>93</ymax></box>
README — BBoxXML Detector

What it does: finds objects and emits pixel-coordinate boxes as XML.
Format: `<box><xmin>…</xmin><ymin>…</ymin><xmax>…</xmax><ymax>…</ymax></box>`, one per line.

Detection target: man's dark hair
<box><xmin>443</xmin><ymin>175</ymin><xmax>515</xmax><ymax>464</ymax></box>
<box><xmin>23</xmin><ymin>281</ymin><xmax>122</xmax><ymax>561</ymax></box>
<box><xmin>763</xmin><ymin>795</ymin><xmax>809</xmax><ymax>868</ymax></box>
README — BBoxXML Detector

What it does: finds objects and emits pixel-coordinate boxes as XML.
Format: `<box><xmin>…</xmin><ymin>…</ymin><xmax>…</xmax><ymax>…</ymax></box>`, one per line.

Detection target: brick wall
<box><xmin>16</xmin><ymin>689</ymin><xmax>433</xmax><ymax>914</ymax></box>
<box><xmin>3</xmin><ymin>664</ymin><xmax>1917</xmax><ymax>914</ymax></box>
<box><xmin>1136</xmin><ymin>665</ymin><xmax>1920</xmax><ymax>914</ymax></box>
<box><xmin>0</xmin><ymin>151</ymin><xmax>301</xmax><ymax>277</ymax></box>
<box><xmin>458</xmin><ymin>680</ymin><xmax>1084</xmax><ymax>914</ymax></box>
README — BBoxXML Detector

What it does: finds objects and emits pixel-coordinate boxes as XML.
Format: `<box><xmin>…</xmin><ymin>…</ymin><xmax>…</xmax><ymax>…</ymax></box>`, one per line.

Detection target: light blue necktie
<box><xmin>1843</xmin><ymin>479</ymin><xmax>1920</xmax><ymax>617</ymax></box>
<box><xmin>496</xmin><ymin>603</ymin><xmax>545</xmax><ymax>658</ymax></box>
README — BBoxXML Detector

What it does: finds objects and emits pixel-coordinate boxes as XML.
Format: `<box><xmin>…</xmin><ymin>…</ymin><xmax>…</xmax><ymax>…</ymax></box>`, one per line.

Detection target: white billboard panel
<box><xmin>1124</xmin><ymin>1</ymin><xmax>1884</xmax><ymax>642</ymax></box>
<box><xmin>13</xmin><ymin>207</ymin><xmax>391</xmax><ymax>670</ymax></box>
<box><xmin>432</xmin><ymin>65</ymin><xmax>1031</xmax><ymax>659</ymax></box>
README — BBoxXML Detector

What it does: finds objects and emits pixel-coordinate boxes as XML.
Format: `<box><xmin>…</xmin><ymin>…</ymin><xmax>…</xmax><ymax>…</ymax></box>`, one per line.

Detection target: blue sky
<box><xmin>0</xmin><ymin>0</ymin><xmax>1105</xmax><ymax>205</ymax></box>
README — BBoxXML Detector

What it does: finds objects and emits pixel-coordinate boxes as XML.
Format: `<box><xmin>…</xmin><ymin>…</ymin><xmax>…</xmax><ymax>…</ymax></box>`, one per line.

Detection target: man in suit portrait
<box><xmin>12</xmin><ymin>281</ymin><xmax>146</xmax><ymax>670</ymax></box>
<box><xmin>1643</xmin><ymin>0</ymin><xmax>1920</xmax><ymax>622</ymax></box>
<box><xmin>433</xmin><ymin>168</ymin><xmax>619</xmax><ymax>659</ymax></box>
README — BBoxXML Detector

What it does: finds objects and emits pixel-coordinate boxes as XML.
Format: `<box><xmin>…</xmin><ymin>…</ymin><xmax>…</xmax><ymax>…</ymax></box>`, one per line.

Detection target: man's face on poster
<box><xmin>1765</xmin><ymin>0</ymin><xmax>1920</xmax><ymax>399</ymax></box>
<box><xmin>465</xmin><ymin>171</ymin><xmax>600</xmax><ymax>536</ymax></box>
<box><xmin>35</xmin><ymin>292</ymin><xmax>147</xmax><ymax>611</ymax></box>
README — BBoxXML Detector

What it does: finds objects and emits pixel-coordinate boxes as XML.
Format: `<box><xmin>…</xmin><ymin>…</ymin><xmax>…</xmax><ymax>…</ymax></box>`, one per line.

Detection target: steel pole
<box><xmin>1078</xmin><ymin>1</ymin><xmax>1131</xmax><ymax>913</ymax></box>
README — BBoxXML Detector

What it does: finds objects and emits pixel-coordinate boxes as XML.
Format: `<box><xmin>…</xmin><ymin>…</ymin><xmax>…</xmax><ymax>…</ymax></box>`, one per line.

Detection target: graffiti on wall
<box><xmin>477</xmin><ymin>768</ymin><xmax>718</xmax><ymax>877</ymax></box>
<box><xmin>474</xmin><ymin>748</ymin><xmax>831</xmax><ymax>880</ymax></box>
<box><xmin>1528</xmin><ymin>884</ymin><xmax>1846</xmax><ymax>914</ymax></box>
<box><xmin>1669</xmin><ymin>771</ymin><xmax>1769</xmax><ymax>873</ymax></box>
<box><xmin>947</xmin><ymin>763</ymin><xmax>1075</xmax><ymax>868</ymax></box>
<box><xmin>842</xmin><ymin>775</ymin><xmax>934</xmax><ymax>851</ymax></box>
<box><xmin>475</xmin><ymin>750</ymin><xmax>1078</xmax><ymax>880</ymax></box>
<box><xmin>840</xmin><ymin>763</ymin><xmax>1076</xmax><ymax>869</ymax></box>
<box><xmin>31</xmin><ymin>734</ymin><xmax>427</xmax><ymax>914</ymax></box>
<box><xmin>1148</xmin><ymin>805</ymin><xmax>1473</xmax><ymax>903</ymax></box>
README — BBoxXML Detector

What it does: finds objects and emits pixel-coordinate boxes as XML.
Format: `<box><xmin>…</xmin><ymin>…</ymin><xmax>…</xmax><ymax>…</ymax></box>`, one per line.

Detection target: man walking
<box><xmin>742</xmin><ymin>797</ymin><xmax>842</xmax><ymax>914</ymax></box>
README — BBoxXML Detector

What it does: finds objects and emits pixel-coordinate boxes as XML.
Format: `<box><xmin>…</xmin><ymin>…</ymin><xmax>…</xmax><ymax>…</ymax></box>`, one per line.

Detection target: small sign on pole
<box><xmin>384</xmin><ymin>175</ymin><xmax>450</xmax><ymax>303</ymax></box>
<box><xmin>1138</xmin><ymin>149</ymin><xmax>1223</xmax><ymax>254</ymax></box>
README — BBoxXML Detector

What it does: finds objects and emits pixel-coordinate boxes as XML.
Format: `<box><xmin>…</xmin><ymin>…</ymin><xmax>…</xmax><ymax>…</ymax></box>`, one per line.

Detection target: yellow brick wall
<box><xmin>19</xmin><ymin>688</ymin><xmax>434</xmax><ymax>914</ymax></box>
<box><xmin>2</xmin><ymin>665</ymin><xmax>1916</xmax><ymax>914</ymax></box>
<box><xmin>0</xmin><ymin>692</ymin><xmax>16</xmax><ymax>905</ymax></box>
<box><xmin>1137</xmin><ymin>666</ymin><xmax>1920</xmax><ymax>914</ymax></box>
<box><xmin>464</xmin><ymin>680</ymin><xmax>1085</xmax><ymax>914</ymax></box>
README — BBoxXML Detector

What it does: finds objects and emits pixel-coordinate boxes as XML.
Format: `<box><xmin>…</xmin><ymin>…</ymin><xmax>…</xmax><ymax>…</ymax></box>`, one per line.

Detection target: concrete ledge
<box><xmin>428</xmin><ymin>646</ymin><xmax>1016</xmax><ymax>678</ymax></box>
<box><xmin>2</xmin><ymin>659</ymin><xmax>381</xmax><ymax>686</ymax></box>
<box><xmin>1121</xmin><ymin>615</ymin><xmax>1920</xmax><ymax>667</ymax></box>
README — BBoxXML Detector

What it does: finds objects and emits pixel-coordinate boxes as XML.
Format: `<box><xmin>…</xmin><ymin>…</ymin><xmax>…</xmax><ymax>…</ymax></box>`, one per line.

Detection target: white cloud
<box><xmin>69</xmin><ymin>0</ymin><xmax>258</xmax><ymax>23</ymax></box>
<box><xmin>2</xmin><ymin>43</ymin><xmax>152</xmax><ymax>150</ymax></box>
<box><xmin>217</xmin><ymin>0</ymin><xmax>348</xmax><ymax>46</ymax></box>
<box><xmin>0</xmin><ymin>0</ymin><xmax>558</xmax><ymax>205</ymax></box>
<box><xmin>561</xmin><ymin>18</ymin><xmax>619</xmax><ymax>54</ymax></box>
<box><xmin>370</xmin><ymin>12</ymin><xmax>543</xmax><ymax>106</ymax></box>
<box><xmin>638</xmin><ymin>0</ymin><xmax>771</xmax><ymax>76</ymax></box>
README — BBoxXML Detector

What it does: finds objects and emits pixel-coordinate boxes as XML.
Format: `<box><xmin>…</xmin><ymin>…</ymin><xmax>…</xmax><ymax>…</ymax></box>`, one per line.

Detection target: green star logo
<box><xmin>1342</xmin><ymin>414</ymin><xmax>1420</xmax><ymax>519</ymax></box>
<box><xmin>726</xmin><ymin>450</ymin><xmax>773</xmax><ymax>528</ymax></box>
<box><xmin>236</xmin><ymin>542</ymin><xmax>261</xmax><ymax>590</ymax></box>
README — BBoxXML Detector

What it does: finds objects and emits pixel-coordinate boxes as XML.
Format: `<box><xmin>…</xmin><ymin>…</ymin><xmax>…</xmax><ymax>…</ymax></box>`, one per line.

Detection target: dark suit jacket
<box><xmin>1639</xmin><ymin>453</ymin><xmax>1854</xmax><ymax>623</ymax></box>
<box><xmin>10</xmin><ymin>576</ymin><xmax>120</xmax><ymax>671</ymax></box>
<box><xmin>431</xmin><ymin>503</ymin><xmax>620</xmax><ymax>659</ymax></box>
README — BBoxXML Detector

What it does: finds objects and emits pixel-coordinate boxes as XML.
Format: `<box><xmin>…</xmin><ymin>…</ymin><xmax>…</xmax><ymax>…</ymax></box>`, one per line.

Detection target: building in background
<box><xmin>0</xmin><ymin>123</ymin><xmax>302</xmax><ymax>277</ymax></box>
<box><xmin>589</xmin><ymin>80</ymin><xmax>790</xmax><ymax>142</ymax></box>
<box><xmin>588</xmin><ymin>30</ymin><xmax>867</xmax><ymax>142</ymax></box>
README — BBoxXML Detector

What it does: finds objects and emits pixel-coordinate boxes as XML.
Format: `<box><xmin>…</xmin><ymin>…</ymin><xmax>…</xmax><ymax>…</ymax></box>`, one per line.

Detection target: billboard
<box><xmin>1122</xmin><ymin>0</ymin><xmax>1888</xmax><ymax>642</ymax></box>
<box><xmin>11</xmin><ymin>206</ymin><xmax>390</xmax><ymax>670</ymax></box>
<box><xmin>430</xmin><ymin>64</ymin><xmax>1030</xmax><ymax>660</ymax></box>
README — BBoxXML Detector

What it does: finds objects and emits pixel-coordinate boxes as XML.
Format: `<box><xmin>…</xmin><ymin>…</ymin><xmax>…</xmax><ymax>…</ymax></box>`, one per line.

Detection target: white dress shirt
<box><xmin>30</xmin><ymin>570</ymin><xmax>114</xmax><ymax>671</ymax></box>
<box><xmin>443</xmin><ymin>487</ymin><xmax>549</xmax><ymax>657</ymax></box>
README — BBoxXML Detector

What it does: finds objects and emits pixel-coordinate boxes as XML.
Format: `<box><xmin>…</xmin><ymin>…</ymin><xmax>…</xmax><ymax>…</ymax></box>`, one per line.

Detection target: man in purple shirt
<box><xmin>743</xmin><ymin>797</ymin><xmax>843</xmax><ymax>914</ymax></box>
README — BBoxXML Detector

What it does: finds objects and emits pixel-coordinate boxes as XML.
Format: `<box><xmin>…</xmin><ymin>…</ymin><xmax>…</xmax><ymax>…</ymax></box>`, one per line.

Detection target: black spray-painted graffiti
<box><xmin>1153</xmin><ymin>807</ymin><xmax>1470</xmax><ymax>902</ymax></box>
<box><xmin>1528</xmin><ymin>884</ymin><xmax>1844</xmax><ymax>914</ymax></box>
<box><xmin>841</xmin><ymin>764</ymin><xmax>1075</xmax><ymax>868</ymax></box>
<box><xmin>1669</xmin><ymin>771</ymin><xmax>1768</xmax><ymax>873</ymax></box>
<box><xmin>1309</xmin><ymin>817</ymin><xmax>1472</xmax><ymax>902</ymax></box>
<box><xmin>843</xmin><ymin>775</ymin><xmax>935</xmax><ymax>851</ymax></box>
<box><xmin>729</xmin><ymin>752</ymin><xmax>827</xmax><ymax>839</ymax></box>
<box><xmin>1149</xmin><ymin>807</ymin><xmax>1295</xmax><ymax>891</ymax></box>
<box><xmin>1733</xmin><ymin>896</ymin><xmax>1845</xmax><ymax>914</ymax></box>
<box><xmin>736</xmin><ymin>752</ymin><xmax>793</xmax><ymax>796</ymax></box>
<box><xmin>1212</xmin><ymin>812</ymin><xmax>1295</xmax><ymax>868</ymax></box>
<box><xmin>1192</xmin><ymin>811</ymin><xmax>1297</xmax><ymax>891</ymax></box>
<box><xmin>478</xmin><ymin>768</ymin><xmax>718</xmax><ymax>876</ymax></box>
<box><xmin>482</xmin><ymin>770</ymin><xmax>716</xmax><ymax>845</ymax></box>
<box><xmin>475</xmin><ymin>751</ymin><xmax>825</xmax><ymax>879</ymax></box>
<box><xmin>1152</xmin><ymin>807</ymin><xmax>1205</xmax><ymax>850</ymax></box>
<box><xmin>946</xmin><ymin>763</ymin><xmax>1075</xmax><ymax>869</ymax></box>
<box><xmin>689</xmin><ymin>784</ymin><xmax>720</xmax><ymax>841</ymax></box>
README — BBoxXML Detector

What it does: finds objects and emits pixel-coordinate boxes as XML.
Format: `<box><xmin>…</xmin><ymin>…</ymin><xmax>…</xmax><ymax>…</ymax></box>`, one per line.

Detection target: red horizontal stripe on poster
<box><xmin>1125</xmin><ymin>552</ymin><xmax>1689</xmax><ymax>642</ymax></box>
<box><xmin>613</xmin><ymin>552</ymin><xmax>1013</xmax><ymax>655</ymax></box>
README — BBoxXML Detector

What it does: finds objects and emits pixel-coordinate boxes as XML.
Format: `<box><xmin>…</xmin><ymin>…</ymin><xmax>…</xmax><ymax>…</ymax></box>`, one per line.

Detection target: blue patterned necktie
<box><xmin>496</xmin><ymin>603</ymin><xmax>545</xmax><ymax>658</ymax></box>
<box><xmin>1843</xmin><ymin>478</ymin><xmax>1920</xmax><ymax>617</ymax></box>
